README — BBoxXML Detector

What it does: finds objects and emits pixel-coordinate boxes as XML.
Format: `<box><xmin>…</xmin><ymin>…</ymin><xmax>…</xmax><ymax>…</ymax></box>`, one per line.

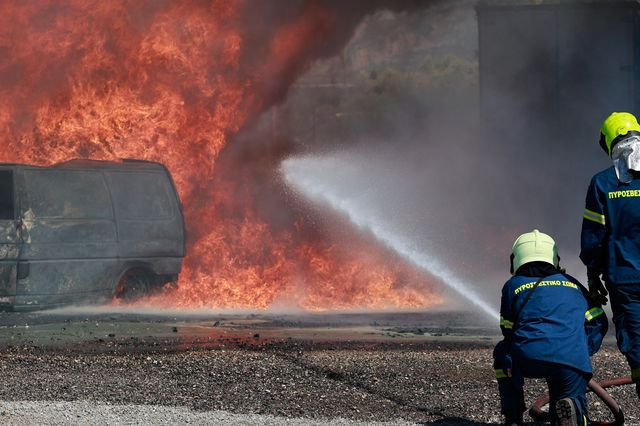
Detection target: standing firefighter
<box><xmin>581</xmin><ymin>111</ymin><xmax>640</xmax><ymax>398</ymax></box>
<box><xmin>495</xmin><ymin>230</ymin><xmax>607</xmax><ymax>426</ymax></box>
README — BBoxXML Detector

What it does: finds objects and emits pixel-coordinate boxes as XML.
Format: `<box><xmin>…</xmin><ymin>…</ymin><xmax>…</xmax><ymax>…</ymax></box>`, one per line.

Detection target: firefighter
<box><xmin>581</xmin><ymin>111</ymin><xmax>640</xmax><ymax>398</ymax></box>
<box><xmin>495</xmin><ymin>230</ymin><xmax>607</xmax><ymax>426</ymax></box>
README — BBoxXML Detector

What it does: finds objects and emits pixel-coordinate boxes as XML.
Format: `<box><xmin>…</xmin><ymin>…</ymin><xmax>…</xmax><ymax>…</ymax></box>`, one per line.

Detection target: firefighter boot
<box><xmin>555</xmin><ymin>397</ymin><xmax>578</xmax><ymax>426</ymax></box>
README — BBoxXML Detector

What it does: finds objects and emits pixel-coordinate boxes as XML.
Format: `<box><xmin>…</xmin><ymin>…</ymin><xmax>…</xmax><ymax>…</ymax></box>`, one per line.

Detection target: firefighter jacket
<box><xmin>495</xmin><ymin>268</ymin><xmax>607</xmax><ymax>376</ymax></box>
<box><xmin>581</xmin><ymin>166</ymin><xmax>640</xmax><ymax>284</ymax></box>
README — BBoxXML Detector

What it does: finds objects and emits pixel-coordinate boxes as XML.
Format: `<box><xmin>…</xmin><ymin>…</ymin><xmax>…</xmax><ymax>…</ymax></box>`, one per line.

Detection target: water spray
<box><xmin>281</xmin><ymin>153</ymin><xmax>500</xmax><ymax>321</ymax></box>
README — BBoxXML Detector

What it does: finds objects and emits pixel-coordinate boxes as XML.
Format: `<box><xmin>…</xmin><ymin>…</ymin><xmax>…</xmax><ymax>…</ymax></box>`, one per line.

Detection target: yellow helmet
<box><xmin>510</xmin><ymin>229</ymin><xmax>559</xmax><ymax>274</ymax></box>
<box><xmin>599</xmin><ymin>112</ymin><xmax>640</xmax><ymax>156</ymax></box>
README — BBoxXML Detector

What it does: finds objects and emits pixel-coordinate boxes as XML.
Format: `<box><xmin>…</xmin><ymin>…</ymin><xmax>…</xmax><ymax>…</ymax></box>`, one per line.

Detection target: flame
<box><xmin>0</xmin><ymin>0</ymin><xmax>442</xmax><ymax>310</ymax></box>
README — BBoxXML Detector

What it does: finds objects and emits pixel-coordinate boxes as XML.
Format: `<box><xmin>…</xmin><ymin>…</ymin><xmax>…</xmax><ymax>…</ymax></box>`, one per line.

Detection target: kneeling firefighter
<box><xmin>494</xmin><ymin>230</ymin><xmax>608</xmax><ymax>426</ymax></box>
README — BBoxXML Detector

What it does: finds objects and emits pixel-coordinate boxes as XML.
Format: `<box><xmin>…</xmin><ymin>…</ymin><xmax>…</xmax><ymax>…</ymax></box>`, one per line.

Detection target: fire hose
<box><xmin>529</xmin><ymin>376</ymin><xmax>633</xmax><ymax>425</ymax></box>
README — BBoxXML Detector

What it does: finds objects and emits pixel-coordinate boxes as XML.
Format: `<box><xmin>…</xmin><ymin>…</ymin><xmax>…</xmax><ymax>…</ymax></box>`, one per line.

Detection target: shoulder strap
<box><xmin>511</xmin><ymin>275</ymin><xmax>547</xmax><ymax>323</ymax></box>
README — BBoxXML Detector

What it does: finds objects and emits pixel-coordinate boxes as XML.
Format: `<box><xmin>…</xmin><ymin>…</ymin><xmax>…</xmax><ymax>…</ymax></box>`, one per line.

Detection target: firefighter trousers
<box><xmin>608</xmin><ymin>283</ymin><xmax>640</xmax><ymax>397</ymax></box>
<box><xmin>497</xmin><ymin>357</ymin><xmax>589</xmax><ymax>425</ymax></box>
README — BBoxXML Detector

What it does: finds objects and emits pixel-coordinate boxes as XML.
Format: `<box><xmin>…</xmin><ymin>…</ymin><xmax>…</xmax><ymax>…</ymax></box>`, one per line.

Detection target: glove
<box><xmin>588</xmin><ymin>273</ymin><xmax>608</xmax><ymax>306</ymax></box>
<box><xmin>493</xmin><ymin>340</ymin><xmax>513</xmax><ymax>379</ymax></box>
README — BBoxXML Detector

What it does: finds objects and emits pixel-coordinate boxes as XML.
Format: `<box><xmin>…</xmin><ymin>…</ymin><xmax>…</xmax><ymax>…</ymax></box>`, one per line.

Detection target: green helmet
<box><xmin>511</xmin><ymin>229</ymin><xmax>558</xmax><ymax>274</ymax></box>
<box><xmin>599</xmin><ymin>112</ymin><xmax>640</xmax><ymax>156</ymax></box>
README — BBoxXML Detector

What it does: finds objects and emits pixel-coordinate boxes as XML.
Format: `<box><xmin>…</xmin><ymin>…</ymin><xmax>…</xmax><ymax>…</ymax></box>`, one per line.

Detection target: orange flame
<box><xmin>0</xmin><ymin>0</ymin><xmax>442</xmax><ymax>310</ymax></box>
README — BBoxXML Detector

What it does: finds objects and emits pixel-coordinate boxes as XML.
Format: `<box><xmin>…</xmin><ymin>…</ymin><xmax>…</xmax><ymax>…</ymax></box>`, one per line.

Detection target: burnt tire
<box><xmin>114</xmin><ymin>269</ymin><xmax>155</xmax><ymax>302</ymax></box>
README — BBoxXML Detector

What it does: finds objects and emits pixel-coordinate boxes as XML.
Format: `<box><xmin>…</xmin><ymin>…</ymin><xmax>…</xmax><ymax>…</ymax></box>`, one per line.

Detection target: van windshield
<box><xmin>0</xmin><ymin>170</ymin><xmax>13</xmax><ymax>220</ymax></box>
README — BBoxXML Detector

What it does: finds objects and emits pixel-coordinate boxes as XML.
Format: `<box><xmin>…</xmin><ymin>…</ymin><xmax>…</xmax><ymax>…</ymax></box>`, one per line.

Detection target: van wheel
<box><xmin>114</xmin><ymin>269</ymin><xmax>155</xmax><ymax>302</ymax></box>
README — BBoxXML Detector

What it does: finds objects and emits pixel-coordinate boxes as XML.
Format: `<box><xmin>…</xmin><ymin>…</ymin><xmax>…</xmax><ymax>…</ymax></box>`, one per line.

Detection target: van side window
<box><xmin>24</xmin><ymin>171</ymin><xmax>112</xmax><ymax>219</ymax></box>
<box><xmin>0</xmin><ymin>170</ymin><xmax>14</xmax><ymax>220</ymax></box>
<box><xmin>109</xmin><ymin>172</ymin><xmax>173</xmax><ymax>219</ymax></box>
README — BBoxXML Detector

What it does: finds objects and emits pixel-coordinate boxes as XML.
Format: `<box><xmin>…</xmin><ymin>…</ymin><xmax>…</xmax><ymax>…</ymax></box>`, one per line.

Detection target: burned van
<box><xmin>0</xmin><ymin>159</ymin><xmax>185</xmax><ymax>310</ymax></box>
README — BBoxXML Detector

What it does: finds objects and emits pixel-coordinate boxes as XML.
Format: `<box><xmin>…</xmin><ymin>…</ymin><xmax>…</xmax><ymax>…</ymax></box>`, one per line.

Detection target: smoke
<box><xmin>271</xmin><ymin>0</ymin><xmax>627</xmax><ymax>314</ymax></box>
<box><xmin>475</xmin><ymin>2</ymin><xmax>634</xmax><ymax>281</ymax></box>
<box><xmin>242</xmin><ymin>0</ymin><xmax>435</xmax><ymax>111</ymax></box>
<box><xmin>270</xmin><ymin>1</ymin><xmax>503</xmax><ymax>313</ymax></box>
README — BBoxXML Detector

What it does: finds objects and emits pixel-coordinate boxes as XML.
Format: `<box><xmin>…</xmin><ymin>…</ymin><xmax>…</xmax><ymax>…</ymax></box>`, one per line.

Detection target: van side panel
<box><xmin>107</xmin><ymin>171</ymin><xmax>184</xmax><ymax>259</ymax></box>
<box><xmin>14</xmin><ymin>261</ymin><xmax>118</xmax><ymax>306</ymax></box>
<box><xmin>17</xmin><ymin>169</ymin><xmax>118</xmax><ymax>308</ymax></box>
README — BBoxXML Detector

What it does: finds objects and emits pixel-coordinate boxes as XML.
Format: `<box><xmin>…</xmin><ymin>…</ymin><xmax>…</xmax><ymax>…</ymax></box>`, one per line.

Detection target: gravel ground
<box><xmin>0</xmin><ymin>341</ymin><xmax>636</xmax><ymax>425</ymax></box>
<box><xmin>0</xmin><ymin>400</ymin><xmax>419</xmax><ymax>426</ymax></box>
